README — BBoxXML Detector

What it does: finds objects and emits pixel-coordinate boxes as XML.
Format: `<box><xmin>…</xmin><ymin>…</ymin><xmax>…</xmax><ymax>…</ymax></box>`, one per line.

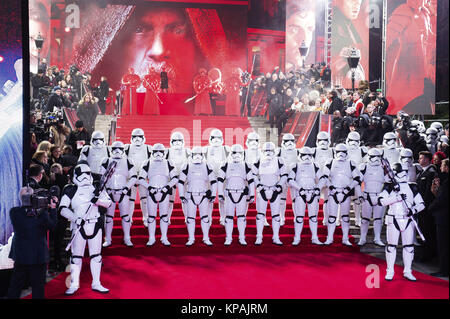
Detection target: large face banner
<box><xmin>385</xmin><ymin>0</ymin><xmax>437</xmax><ymax>115</ymax></box>
<box><xmin>0</xmin><ymin>0</ymin><xmax>22</xmax><ymax>245</ymax></box>
<box><xmin>331</xmin><ymin>0</ymin><xmax>369</xmax><ymax>89</ymax></box>
<box><xmin>56</xmin><ymin>2</ymin><xmax>247</xmax><ymax>93</ymax></box>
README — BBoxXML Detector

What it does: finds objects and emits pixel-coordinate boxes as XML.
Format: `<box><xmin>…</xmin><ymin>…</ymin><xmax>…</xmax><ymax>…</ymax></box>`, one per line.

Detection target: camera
<box><xmin>22</xmin><ymin>186</ymin><xmax>60</xmax><ymax>210</ymax></box>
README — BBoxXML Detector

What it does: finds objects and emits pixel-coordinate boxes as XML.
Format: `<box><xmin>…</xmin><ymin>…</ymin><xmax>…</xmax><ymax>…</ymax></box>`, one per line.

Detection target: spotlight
<box><xmin>65</xmin><ymin>27</ymin><xmax>71</xmax><ymax>32</ymax></box>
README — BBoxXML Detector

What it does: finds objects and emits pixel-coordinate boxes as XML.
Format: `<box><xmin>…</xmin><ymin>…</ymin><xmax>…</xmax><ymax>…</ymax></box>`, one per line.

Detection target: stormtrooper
<box><xmin>378</xmin><ymin>163</ymin><xmax>425</xmax><ymax>281</ymax></box>
<box><xmin>245</xmin><ymin>131</ymin><xmax>270</xmax><ymax>227</ymax></box>
<box><xmin>430</xmin><ymin>121</ymin><xmax>444</xmax><ymax>138</ymax></box>
<box><xmin>411</xmin><ymin>120</ymin><xmax>426</xmax><ymax>139</ymax></box>
<box><xmin>78</xmin><ymin>131</ymin><xmax>110</xmax><ymax>181</ymax></box>
<box><xmin>438</xmin><ymin>135</ymin><xmax>449</xmax><ymax>152</ymax></box>
<box><xmin>277</xmin><ymin>133</ymin><xmax>299</xmax><ymax>226</ymax></box>
<box><xmin>203</xmin><ymin>129</ymin><xmax>230</xmax><ymax>225</ymax></box>
<box><xmin>166</xmin><ymin>131</ymin><xmax>191</xmax><ymax>222</ymax></box>
<box><xmin>217</xmin><ymin>144</ymin><xmax>255</xmax><ymax>246</ymax></box>
<box><xmin>59</xmin><ymin>163</ymin><xmax>112</xmax><ymax>295</ymax></box>
<box><xmin>138</xmin><ymin>143</ymin><xmax>178</xmax><ymax>246</ymax></box>
<box><xmin>288</xmin><ymin>147</ymin><xmax>326</xmax><ymax>245</ymax></box>
<box><xmin>345</xmin><ymin>131</ymin><xmax>368</xmax><ymax>227</ymax></box>
<box><xmin>322</xmin><ymin>144</ymin><xmax>361</xmax><ymax>246</ymax></box>
<box><xmin>381</xmin><ymin>132</ymin><xmax>401</xmax><ymax>166</ymax></box>
<box><xmin>357</xmin><ymin>148</ymin><xmax>386</xmax><ymax>246</ymax></box>
<box><xmin>100</xmin><ymin>141</ymin><xmax>138</xmax><ymax>247</ymax></box>
<box><xmin>425</xmin><ymin>127</ymin><xmax>439</xmax><ymax>154</ymax></box>
<box><xmin>399</xmin><ymin>148</ymin><xmax>423</xmax><ymax>182</ymax></box>
<box><xmin>313</xmin><ymin>131</ymin><xmax>334</xmax><ymax>226</ymax></box>
<box><xmin>178</xmin><ymin>146</ymin><xmax>217</xmax><ymax>246</ymax></box>
<box><xmin>124</xmin><ymin>128</ymin><xmax>152</xmax><ymax>226</ymax></box>
<box><xmin>251</xmin><ymin>142</ymin><xmax>288</xmax><ymax>245</ymax></box>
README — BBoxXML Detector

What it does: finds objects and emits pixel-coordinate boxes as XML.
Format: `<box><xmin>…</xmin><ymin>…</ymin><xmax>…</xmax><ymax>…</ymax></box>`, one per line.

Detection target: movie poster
<box><xmin>330</xmin><ymin>0</ymin><xmax>369</xmax><ymax>89</ymax></box>
<box><xmin>53</xmin><ymin>1</ymin><xmax>248</xmax><ymax>96</ymax></box>
<box><xmin>29</xmin><ymin>0</ymin><xmax>51</xmax><ymax>74</ymax></box>
<box><xmin>385</xmin><ymin>0</ymin><xmax>437</xmax><ymax>115</ymax></box>
<box><xmin>0</xmin><ymin>0</ymin><xmax>23</xmax><ymax>245</ymax></box>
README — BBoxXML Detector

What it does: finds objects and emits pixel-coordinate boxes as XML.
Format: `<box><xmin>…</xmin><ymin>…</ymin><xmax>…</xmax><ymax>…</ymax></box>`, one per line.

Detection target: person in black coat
<box><xmin>65</xmin><ymin>120</ymin><xmax>91</xmax><ymax>157</ymax></box>
<box><xmin>44</xmin><ymin>86</ymin><xmax>70</xmax><ymax>113</ymax></box>
<box><xmin>7</xmin><ymin>187</ymin><xmax>58</xmax><ymax>299</ymax></box>
<box><xmin>429</xmin><ymin>159</ymin><xmax>449</xmax><ymax>277</ymax></box>
<box><xmin>400</xmin><ymin>126</ymin><xmax>429</xmax><ymax>161</ymax></box>
<box><xmin>266</xmin><ymin>87</ymin><xmax>282</xmax><ymax>129</ymax></box>
<box><xmin>98</xmin><ymin>76</ymin><xmax>109</xmax><ymax>115</ymax></box>
<box><xmin>327</xmin><ymin>90</ymin><xmax>344</xmax><ymax>115</ymax></box>
<box><xmin>416</xmin><ymin>151</ymin><xmax>438</xmax><ymax>262</ymax></box>
<box><xmin>31</xmin><ymin>70</ymin><xmax>49</xmax><ymax>99</ymax></box>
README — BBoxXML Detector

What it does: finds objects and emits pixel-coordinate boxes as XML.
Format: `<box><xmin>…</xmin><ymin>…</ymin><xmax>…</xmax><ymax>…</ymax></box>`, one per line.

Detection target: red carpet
<box><xmin>41</xmin><ymin>202</ymin><xmax>449</xmax><ymax>299</ymax></box>
<box><xmin>115</xmin><ymin>115</ymin><xmax>253</xmax><ymax>147</ymax></box>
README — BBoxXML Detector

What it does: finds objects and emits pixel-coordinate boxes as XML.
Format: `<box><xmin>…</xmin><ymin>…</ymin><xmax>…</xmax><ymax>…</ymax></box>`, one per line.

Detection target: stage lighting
<box><xmin>0</xmin><ymin>56</ymin><xmax>4</xmax><ymax>63</ymax></box>
<box><xmin>346</xmin><ymin>47</ymin><xmax>360</xmax><ymax>91</ymax></box>
<box><xmin>65</xmin><ymin>27</ymin><xmax>71</xmax><ymax>32</ymax></box>
<box><xmin>298</xmin><ymin>40</ymin><xmax>308</xmax><ymax>67</ymax></box>
<box><xmin>34</xmin><ymin>32</ymin><xmax>45</xmax><ymax>73</ymax></box>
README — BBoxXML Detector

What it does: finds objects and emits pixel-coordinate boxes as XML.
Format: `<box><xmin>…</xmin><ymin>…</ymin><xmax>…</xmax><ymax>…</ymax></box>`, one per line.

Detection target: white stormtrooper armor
<box><xmin>322</xmin><ymin>144</ymin><xmax>361</xmax><ymax>246</ymax></box>
<box><xmin>138</xmin><ymin>144</ymin><xmax>178</xmax><ymax>246</ymax></box>
<box><xmin>382</xmin><ymin>132</ymin><xmax>401</xmax><ymax>166</ymax></box>
<box><xmin>288</xmin><ymin>147</ymin><xmax>326</xmax><ymax>245</ymax></box>
<box><xmin>345</xmin><ymin>131</ymin><xmax>368</xmax><ymax>227</ymax></box>
<box><xmin>399</xmin><ymin>148</ymin><xmax>422</xmax><ymax>182</ymax></box>
<box><xmin>425</xmin><ymin>127</ymin><xmax>439</xmax><ymax>154</ymax></box>
<box><xmin>203</xmin><ymin>129</ymin><xmax>230</xmax><ymax>225</ymax></box>
<box><xmin>438</xmin><ymin>135</ymin><xmax>449</xmax><ymax>153</ymax></box>
<box><xmin>430</xmin><ymin>121</ymin><xmax>444</xmax><ymax>138</ymax></box>
<box><xmin>357</xmin><ymin>148</ymin><xmax>386</xmax><ymax>246</ymax></box>
<box><xmin>124</xmin><ymin>128</ymin><xmax>152</xmax><ymax>226</ymax></box>
<box><xmin>59</xmin><ymin>163</ymin><xmax>112</xmax><ymax>295</ymax></box>
<box><xmin>166</xmin><ymin>131</ymin><xmax>191</xmax><ymax>222</ymax></box>
<box><xmin>251</xmin><ymin>142</ymin><xmax>288</xmax><ymax>245</ymax></box>
<box><xmin>217</xmin><ymin>144</ymin><xmax>255</xmax><ymax>246</ymax></box>
<box><xmin>178</xmin><ymin>146</ymin><xmax>218</xmax><ymax>246</ymax></box>
<box><xmin>313</xmin><ymin>131</ymin><xmax>334</xmax><ymax>227</ymax></box>
<box><xmin>277</xmin><ymin>133</ymin><xmax>299</xmax><ymax>226</ymax></box>
<box><xmin>378</xmin><ymin>163</ymin><xmax>425</xmax><ymax>282</ymax></box>
<box><xmin>245</xmin><ymin>132</ymin><xmax>270</xmax><ymax>227</ymax></box>
<box><xmin>100</xmin><ymin>141</ymin><xmax>138</xmax><ymax>247</ymax></box>
<box><xmin>78</xmin><ymin>131</ymin><xmax>110</xmax><ymax>179</ymax></box>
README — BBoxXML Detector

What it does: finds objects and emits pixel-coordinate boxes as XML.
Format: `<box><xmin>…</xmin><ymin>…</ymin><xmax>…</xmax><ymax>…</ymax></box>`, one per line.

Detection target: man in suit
<box><xmin>7</xmin><ymin>187</ymin><xmax>58</xmax><ymax>299</ymax></box>
<box><xmin>98</xmin><ymin>76</ymin><xmax>109</xmax><ymax>115</ymax></box>
<box><xmin>416</xmin><ymin>151</ymin><xmax>438</xmax><ymax>262</ymax></box>
<box><xmin>28</xmin><ymin>164</ymin><xmax>44</xmax><ymax>190</ymax></box>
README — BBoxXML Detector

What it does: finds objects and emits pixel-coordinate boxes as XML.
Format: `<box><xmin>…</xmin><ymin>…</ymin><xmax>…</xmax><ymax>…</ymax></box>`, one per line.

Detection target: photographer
<box><xmin>65</xmin><ymin>120</ymin><xmax>91</xmax><ymax>157</ymax></box>
<box><xmin>44</xmin><ymin>86</ymin><xmax>69</xmax><ymax>114</ymax></box>
<box><xmin>7</xmin><ymin>187</ymin><xmax>58</xmax><ymax>299</ymax></box>
<box><xmin>31</xmin><ymin>70</ymin><xmax>49</xmax><ymax>100</ymax></box>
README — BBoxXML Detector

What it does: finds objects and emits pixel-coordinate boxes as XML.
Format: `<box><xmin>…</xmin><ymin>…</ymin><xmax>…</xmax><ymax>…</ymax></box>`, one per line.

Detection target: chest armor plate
<box><xmin>281</xmin><ymin>149</ymin><xmax>298</xmax><ymax>169</ymax></box>
<box><xmin>245</xmin><ymin>149</ymin><xmax>260</xmax><ymax>165</ymax></box>
<box><xmin>187</xmin><ymin>163</ymin><xmax>209</xmax><ymax>192</ymax></box>
<box><xmin>315</xmin><ymin>148</ymin><xmax>333</xmax><ymax>168</ymax></box>
<box><xmin>390</xmin><ymin>183</ymin><xmax>414</xmax><ymax>218</ymax></box>
<box><xmin>384</xmin><ymin>148</ymin><xmax>400</xmax><ymax>166</ymax></box>
<box><xmin>71</xmin><ymin>185</ymin><xmax>99</xmax><ymax>220</ymax></box>
<box><xmin>107</xmin><ymin>158</ymin><xmax>129</xmax><ymax>189</ymax></box>
<box><xmin>168</xmin><ymin>148</ymin><xmax>188</xmax><ymax>173</ymax></box>
<box><xmin>225</xmin><ymin>162</ymin><xmax>246</xmax><ymax>188</ymax></box>
<box><xmin>207</xmin><ymin>146</ymin><xmax>226</xmax><ymax>173</ymax></box>
<box><xmin>363</xmin><ymin>164</ymin><xmax>384</xmax><ymax>192</ymax></box>
<box><xmin>128</xmin><ymin>144</ymin><xmax>149</xmax><ymax>169</ymax></box>
<box><xmin>330</xmin><ymin>160</ymin><xmax>352</xmax><ymax>188</ymax></box>
<box><xmin>347</xmin><ymin>147</ymin><xmax>363</xmax><ymax>165</ymax></box>
<box><xmin>295</xmin><ymin>163</ymin><xmax>317</xmax><ymax>189</ymax></box>
<box><xmin>87</xmin><ymin>147</ymin><xmax>108</xmax><ymax>174</ymax></box>
<box><xmin>147</xmin><ymin>160</ymin><xmax>170</xmax><ymax>188</ymax></box>
<box><xmin>259</xmin><ymin>158</ymin><xmax>279</xmax><ymax>186</ymax></box>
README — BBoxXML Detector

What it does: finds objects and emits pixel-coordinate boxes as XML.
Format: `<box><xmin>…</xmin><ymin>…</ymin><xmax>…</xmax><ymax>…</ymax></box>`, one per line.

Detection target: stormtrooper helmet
<box><xmin>399</xmin><ymin>148</ymin><xmax>414</xmax><ymax>166</ymax></box>
<box><xmin>411</xmin><ymin>120</ymin><xmax>426</xmax><ymax>134</ymax></box>
<box><xmin>316</xmin><ymin>131</ymin><xmax>330</xmax><ymax>150</ymax></box>
<box><xmin>230</xmin><ymin>144</ymin><xmax>244</xmax><ymax>163</ymax></box>
<box><xmin>170</xmin><ymin>131</ymin><xmax>185</xmax><ymax>149</ymax></box>
<box><xmin>440</xmin><ymin>135</ymin><xmax>449</xmax><ymax>146</ymax></box>
<box><xmin>191</xmin><ymin>146</ymin><xmax>204</xmax><ymax>164</ymax></box>
<box><xmin>430</xmin><ymin>122</ymin><xmax>443</xmax><ymax>136</ymax></box>
<box><xmin>111</xmin><ymin>141</ymin><xmax>125</xmax><ymax>159</ymax></box>
<box><xmin>73</xmin><ymin>163</ymin><xmax>93</xmax><ymax>187</ymax></box>
<box><xmin>262</xmin><ymin>142</ymin><xmax>276</xmax><ymax>161</ymax></box>
<box><xmin>346</xmin><ymin>131</ymin><xmax>361</xmax><ymax>149</ymax></box>
<box><xmin>392</xmin><ymin>162</ymin><xmax>408</xmax><ymax>183</ymax></box>
<box><xmin>246</xmin><ymin>132</ymin><xmax>260</xmax><ymax>150</ymax></box>
<box><xmin>298</xmin><ymin>146</ymin><xmax>314</xmax><ymax>164</ymax></box>
<box><xmin>281</xmin><ymin>133</ymin><xmax>296</xmax><ymax>150</ymax></box>
<box><xmin>367</xmin><ymin>148</ymin><xmax>382</xmax><ymax>165</ymax></box>
<box><xmin>131</xmin><ymin>128</ymin><xmax>145</xmax><ymax>146</ymax></box>
<box><xmin>209</xmin><ymin>129</ymin><xmax>224</xmax><ymax>147</ymax></box>
<box><xmin>152</xmin><ymin>143</ymin><xmax>165</xmax><ymax>161</ymax></box>
<box><xmin>91</xmin><ymin>131</ymin><xmax>105</xmax><ymax>149</ymax></box>
<box><xmin>425</xmin><ymin>127</ymin><xmax>438</xmax><ymax>144</ymax></box>
<box><xmin>334</xmin><ymin>143</ymin><xmax>348</xmax><ymax>161</ymax></box>
<box><xmin>383</xmin><ymin>132</ymin><xmax>397</xmax><ymax>149</ymax></box>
